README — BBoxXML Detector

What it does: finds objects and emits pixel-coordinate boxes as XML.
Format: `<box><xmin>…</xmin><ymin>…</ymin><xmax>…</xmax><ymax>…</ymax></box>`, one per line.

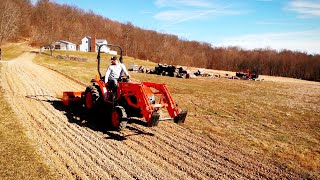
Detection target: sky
<box><xmin>34</xmin><ymin>0</ymin><xmax>320</xmax><ymax>54</ymax></box>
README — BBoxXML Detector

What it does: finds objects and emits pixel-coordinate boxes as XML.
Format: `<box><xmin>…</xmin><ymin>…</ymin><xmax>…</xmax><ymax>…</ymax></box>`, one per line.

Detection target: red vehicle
<box><xmin>236</xmin><ymin>69</ymin><xmax>259</xmax><ymax>80</ymax></box>
<box><xmin>62</xmin><ymin>44</ymin><xmax>187</xmax><ymax>130</ymax></box>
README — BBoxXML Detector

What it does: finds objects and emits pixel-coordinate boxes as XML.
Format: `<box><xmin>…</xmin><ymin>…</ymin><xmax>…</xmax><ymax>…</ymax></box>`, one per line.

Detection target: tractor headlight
<box><xmin>148</xmin><ymin>95</ymin><xmax>156</xmax><ymax>104</ymax></box>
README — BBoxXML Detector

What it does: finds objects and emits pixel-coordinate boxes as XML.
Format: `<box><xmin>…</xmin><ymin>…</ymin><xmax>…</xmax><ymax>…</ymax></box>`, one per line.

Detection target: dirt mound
<box><xmin>0</xmin><ymin>52</ymin><xmax>301</xmax><ymax>179</ymax></box>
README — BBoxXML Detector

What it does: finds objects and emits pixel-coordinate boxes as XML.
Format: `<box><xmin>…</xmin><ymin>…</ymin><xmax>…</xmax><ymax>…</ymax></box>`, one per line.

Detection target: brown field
<box><xmin>0</xmin><ymin>45</ymin><xmax>319</xmax><ymax>179</ymax></box>
<box><xmin>0</xmin><ymin>44</ymin><xmax>55</xmax><ymax>179</ymax></box>
<box><xmin>0</xmin><ymin>86</ymin><xmax>55</xmax><ymax>179</ymax></box>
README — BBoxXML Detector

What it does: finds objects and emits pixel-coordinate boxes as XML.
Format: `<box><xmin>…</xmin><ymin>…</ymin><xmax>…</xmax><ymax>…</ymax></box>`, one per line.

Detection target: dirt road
<box><xmin>0</xmin><ymin>52</ymin><xmax>300</xmax><ymax>179</ymax></box>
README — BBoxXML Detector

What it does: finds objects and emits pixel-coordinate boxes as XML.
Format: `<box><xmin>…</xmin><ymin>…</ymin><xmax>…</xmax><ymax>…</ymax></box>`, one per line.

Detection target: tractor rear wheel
<box><xmin>85</xmin><ymin>85</ymin><xmax>101</xmax><ymax>111</ymax></box>
<box><xmin>111</xmin><ymin>106</ymin><xmax>128</xmax><ymax>131</ymax></box>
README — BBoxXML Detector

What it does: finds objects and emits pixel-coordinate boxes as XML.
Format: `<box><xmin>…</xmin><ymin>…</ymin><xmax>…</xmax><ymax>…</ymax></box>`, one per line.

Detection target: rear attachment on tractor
<box><xmin>62</xmin><ymin>91</ymin><xmax>84</xmax><ymax>106</ymax></box>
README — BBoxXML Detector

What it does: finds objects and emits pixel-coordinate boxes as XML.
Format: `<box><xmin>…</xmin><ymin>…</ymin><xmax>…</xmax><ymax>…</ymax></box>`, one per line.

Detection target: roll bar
<box><xmin>96</xmin><ymin>44</ymin><xmax>123</xmax><ymax>79</ymax></box>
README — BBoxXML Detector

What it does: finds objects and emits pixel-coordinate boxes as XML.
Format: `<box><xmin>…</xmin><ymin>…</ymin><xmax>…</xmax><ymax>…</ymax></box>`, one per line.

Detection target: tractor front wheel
<box><xmin>111</xmin><ymin>106</ymin><xmax>128</xmax><ymax>131</ymax></box>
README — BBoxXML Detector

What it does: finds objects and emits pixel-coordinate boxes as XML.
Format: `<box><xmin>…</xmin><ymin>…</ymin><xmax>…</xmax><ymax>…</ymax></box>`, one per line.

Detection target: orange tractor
<box><xmin>62</xmin><ymin>44</ymin><xmax>187</xmax><ymax>130</ymax></box>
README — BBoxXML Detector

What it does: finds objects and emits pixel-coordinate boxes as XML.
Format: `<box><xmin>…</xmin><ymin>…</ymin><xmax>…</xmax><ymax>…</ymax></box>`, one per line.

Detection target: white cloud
<box><xmin>140</xmin><ymin>11</ymin><xmax>153</xmax><ymax>14</ymax></box>
<box><xmin>155</xmin><ymin>0</ymin><xmax>214</xmax><ymax>8</ymax></box>
<box><xmin>154</xmin><ymin>7</ymin><xmax>242</xmax><ymax>23</ymax></box>
<box><xmin>217</xmin><ymin>30</ymin><xmax>320</xmax><ymax>54</ymax></box>
<box><xmin>153</xmin><ymin>0</ymin><xmax>245</xmax><ymax>25</ymax></box>
<box><xmin>255</xmin><ymin>20</ymin><xmax>304</xmax><ymax>26</ymax></box>
<box><xmin>154</xmin><ymin>9</ymin><xmax>224</xmax><ymax>22</ymax></box>
<box><xmin>256</xmin><ymin>21</ymin><xmax>288</xmax><ymax>25</ymax></box>
<box><xmin>154</xmin><ymin>10</ymin><xmax>192</xmax><ymax>21</ymax></box>
<box><xmin>288</xmin><ymin>0</ymin><xmax>320</xmax><ymax>18</ymax></box>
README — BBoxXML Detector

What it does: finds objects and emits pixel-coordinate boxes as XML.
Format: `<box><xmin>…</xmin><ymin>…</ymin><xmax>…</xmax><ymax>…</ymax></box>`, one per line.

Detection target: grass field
<box><xmin>34</xmin><ymin>50</ymin><xmax>320</xmax><ymax>177</ymax></box>
<box><xmin>1</xmin><ymin>42</ymin><xmax>34</xmax><ymax>60</ymax></box>
<box><xmin>0</xmin><ymin>43</ymin><xmax>55</xmax><ymax>179</ymax></box>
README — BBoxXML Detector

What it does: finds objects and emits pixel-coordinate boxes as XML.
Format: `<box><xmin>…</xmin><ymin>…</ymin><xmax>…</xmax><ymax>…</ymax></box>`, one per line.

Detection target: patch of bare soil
<box><xmin>0</xmin><ymin>52</ymin><xmax>302</xmax><ymax>179</ymax></box>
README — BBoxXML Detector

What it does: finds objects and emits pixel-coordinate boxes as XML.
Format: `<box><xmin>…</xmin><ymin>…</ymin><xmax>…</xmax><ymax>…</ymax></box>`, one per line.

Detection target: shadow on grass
<box><xmin>25</xmin><ymin>95</ymin><xmax>154</xmax><ymax>141</ymax></box>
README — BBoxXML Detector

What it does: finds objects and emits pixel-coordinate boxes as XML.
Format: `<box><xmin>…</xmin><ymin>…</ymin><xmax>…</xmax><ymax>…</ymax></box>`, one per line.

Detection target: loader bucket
<box><xmin>174</xmin><ymin>110</ymin><xmax>188</xmax><ymax>124</ymax></box>
<box><xmin>148</xmin><ymin>112</ymin><xmax>160</xmax><ymax>127</ymax></box>
<box><xmin>62</xmin><ymin>91</ymin><xmax>84</xmax><ymax>106</ymax></box>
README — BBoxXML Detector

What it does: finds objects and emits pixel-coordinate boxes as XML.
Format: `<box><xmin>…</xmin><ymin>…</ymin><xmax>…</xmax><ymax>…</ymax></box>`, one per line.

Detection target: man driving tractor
<box><xmin>104</xmin><ymin>56</ymin><xmax>130</xmax><ymax>90</ymax></box>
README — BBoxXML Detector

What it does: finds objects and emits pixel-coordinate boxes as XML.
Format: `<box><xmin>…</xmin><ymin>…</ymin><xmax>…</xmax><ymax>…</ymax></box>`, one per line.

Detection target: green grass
<box><xmin>0</xmin><ymin>71</ymin><xmax>55</xmax><ymax>179</ymax></box>
<box><xmin>34</xmin><ymin>50</ymin><xmax>320</xmax><ymax>178</ymax></box>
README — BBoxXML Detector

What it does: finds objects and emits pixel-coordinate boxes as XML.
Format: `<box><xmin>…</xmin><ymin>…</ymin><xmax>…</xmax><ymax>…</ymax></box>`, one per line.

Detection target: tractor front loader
<box><xmin>62</xmin><ymin>44</ymin><xmax>187</xmax><ymax>130</ymax></box>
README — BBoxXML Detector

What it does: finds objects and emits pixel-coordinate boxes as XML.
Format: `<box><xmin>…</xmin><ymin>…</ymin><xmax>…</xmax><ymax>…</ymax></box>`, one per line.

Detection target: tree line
<box><xmin>1</xmin><ymin>0</ymin><xmax>319</xmax><ymax>81</ymax></box>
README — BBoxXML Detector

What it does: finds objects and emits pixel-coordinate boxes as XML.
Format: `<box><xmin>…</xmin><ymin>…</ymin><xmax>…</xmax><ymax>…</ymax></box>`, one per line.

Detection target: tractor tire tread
<box><xmin>113</xmin><ymin>106</ymin><xmax>128</xmax><ymax>131</ymax></box>
<box><xmin>85</xmin><ymin>85</ymin><xmax>101</xmax><ymax>110</ymax></box>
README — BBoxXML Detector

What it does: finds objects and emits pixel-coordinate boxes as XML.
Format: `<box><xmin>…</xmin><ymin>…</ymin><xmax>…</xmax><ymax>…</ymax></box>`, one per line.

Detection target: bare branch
<box><xmin>0</xmin><ymin>0</ymin><xmax>21</xmax><ymax>46</ymax></box>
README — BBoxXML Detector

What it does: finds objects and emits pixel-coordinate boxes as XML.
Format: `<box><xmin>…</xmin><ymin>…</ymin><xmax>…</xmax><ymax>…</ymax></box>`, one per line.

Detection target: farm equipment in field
<box><xmin>149</xmin><ymin>64</ymin><xmax>177</xmax><ymax>77</ymax></box>
<box><xmin>62</xmin><ymin>44</ymin><xmax>187</xmax><ymax>130</ymax></box>
<box><xmin>194</xmin><ymin>69</ymin><xmax>212</xmax><ymax>77</ymax></box>
<box><xmin>149</xmin><ymin>64</ymin><xmax>190</xmax><ymax>78</ymax></box>
<box><xmin>176</xmin><ymin>66</ymin><xmax>190</xmax><ymax>78</ymax></box>
<box><xmin>236</xmin><ymin>69</ymin><xmax>259</xmax><ymax>80</ymax></box>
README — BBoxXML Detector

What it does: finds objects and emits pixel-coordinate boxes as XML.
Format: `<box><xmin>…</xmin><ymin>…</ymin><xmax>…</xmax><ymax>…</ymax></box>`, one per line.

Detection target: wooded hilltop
<box><xmin>1</xmin><ymin>0</ymin><xmax>319</xmax><ymax>81</ymax></box>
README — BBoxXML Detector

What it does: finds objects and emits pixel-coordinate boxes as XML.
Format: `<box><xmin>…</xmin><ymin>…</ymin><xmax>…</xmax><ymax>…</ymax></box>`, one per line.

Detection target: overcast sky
<box><xmin>35</xmin><ymin>0</ymin><xmax>320</xmax><ymax>54</ymax></box>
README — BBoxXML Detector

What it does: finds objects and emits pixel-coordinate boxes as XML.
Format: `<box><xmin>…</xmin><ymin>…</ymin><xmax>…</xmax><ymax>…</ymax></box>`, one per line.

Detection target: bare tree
<box><xmin>0</xmin><ymin>0</ymin><xmax>21</xmax><ymax>60</ymax></box>
<box><xmin>31</xmin><ymin>0</ymin><xmax>60</xmax><ymax>56</ymax></box>
<box><xmin>0</xmin><ymin>0</ymin><xmax>318</xmax><ymax>81</ymax></box>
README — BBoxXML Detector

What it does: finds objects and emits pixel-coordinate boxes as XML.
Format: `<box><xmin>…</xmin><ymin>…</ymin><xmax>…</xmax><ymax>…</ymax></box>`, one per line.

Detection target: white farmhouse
<box><xmin>79</xmin><ymin>36</ymin><xmax>92</xmax><ymax>52</ymax></box>
<box><xmin>54</xmin><ymin>40</ymin><xmax>77</xmax><ymax>51</ymax></box>
<box><xmin>79</xmin><ymin>36</ymin><xmax>117</xmax><ymax>55</ymax></box>
<box><xmin>96</xmin><ymin>39</ymin><xmax>109</xmax><ymax>53</ymax></box>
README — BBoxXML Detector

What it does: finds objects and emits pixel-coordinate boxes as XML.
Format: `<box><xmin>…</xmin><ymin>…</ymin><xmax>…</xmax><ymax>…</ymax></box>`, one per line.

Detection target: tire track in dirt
<box><xmin>30</xmin><ymin>106</ymin><xmax>112</xmax><ymax>179</ymax></box>
<box><xmin>1</xmin><ymin>56</ymin><xmax>170</xmax><ymax>179</ymax></box>
<box><xmin>0</xmin><ymin>52</ymin><xmax>302</xmax><ymax>179</ymax></box>
<box><xmin>132</xmin><ymin>124</ymin><xmax>240</xmax><ymax>179</ymax></box>
<box><xmin>2</xmin><ymin>85</ymin><xmax>75</xmax><ymax>179</ymax></box>
<box><xmin>155</xmin><ymin>122</ymin><xmax>287</xmax><ymax>179</ymax></box>
<box><xmin>37</xmin><ymin>100</ymin><xmax>163</xmax><ymax>179</ymax></box>
<box><xmin>128</xmin><ymin>123</ymin><xmax>251</xmax><ymax>179</ymax></box>
<box><xmin>155</xmin><ymin>124</ymin><xmax>257</xmax><ymax>173</ymax></box>
<box><xmin>1</xmin><ymin>57</ymin><xmax>109</xmax><ymax>178</ymax></box>
<box><xmin>4</xmin><ymin>58</ymin><xmax>130</xmax><ymax>179</ymax></box>
<box><xmin>4</xmin><ymin>62</ymin><xmax>95</xmax><ymax>178</ymax></box>
<box><xmin>123</xmin><ymin>129</ymin><xmax>219</xmax><ymax>179</ymax></box>
<box><xmin>133</xmin><ymin>130</ymin><xmax>221</xmax><ymax>178</ymax></box>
